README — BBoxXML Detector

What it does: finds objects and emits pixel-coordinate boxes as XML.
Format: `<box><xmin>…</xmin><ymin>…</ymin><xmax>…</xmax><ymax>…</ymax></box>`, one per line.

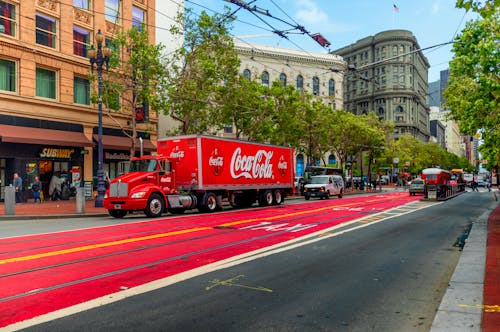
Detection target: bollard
<box><xmin>5</xmin><ymin>185</ymin><xmax>15</xmax><ymax>215</ymax></box>
<box><xmin>76</xmin><ymin>187</ymin><xmax>85</xmax><ymax>214</ymax></box>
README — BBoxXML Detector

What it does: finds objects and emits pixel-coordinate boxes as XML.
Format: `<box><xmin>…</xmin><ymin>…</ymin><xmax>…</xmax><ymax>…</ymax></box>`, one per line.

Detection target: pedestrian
<box><xmin>13</xmin><ymin>172</ymin><xmax>23</xmax><ymax>203</ymax></box>
<box><xmin>32</xmin><ymin>176</ymin><xmax>42</xmax><ymax>203</ymax></box>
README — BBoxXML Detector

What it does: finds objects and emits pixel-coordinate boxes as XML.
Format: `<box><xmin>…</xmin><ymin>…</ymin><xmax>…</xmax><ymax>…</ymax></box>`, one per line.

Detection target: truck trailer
<box><xmin>104</xmin><ymin>135</ymin><xmax>295</xmax><ymax>218</ymax></box>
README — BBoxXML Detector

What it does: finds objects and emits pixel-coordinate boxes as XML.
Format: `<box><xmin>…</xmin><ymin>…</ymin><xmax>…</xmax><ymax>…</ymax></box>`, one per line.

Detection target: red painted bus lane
<box><xmin>0</xmin><ymin>193</ymin><xmax>419</xmax><ymax>327</ymax></box>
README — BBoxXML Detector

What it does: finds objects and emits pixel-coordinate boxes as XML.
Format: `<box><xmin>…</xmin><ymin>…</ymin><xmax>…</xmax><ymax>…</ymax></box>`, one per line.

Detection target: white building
<box><xmin>234</xmin><ymin>41</ymin><xmax>347</xmax><ymax>175</ymax></box>
<box><xmin>429</xmin><ymin>106</ymin><xmax>465</xmax><ymax>157</ymax></box>
<box><xmin>156</xmin><ymin>0</ymin><xmax>184</xmax><ymax>139</ymax></box>
<box><xmin>234</xmin><ymin>41</ymin><xmax>347</xmax><ymax>110</ymax></box>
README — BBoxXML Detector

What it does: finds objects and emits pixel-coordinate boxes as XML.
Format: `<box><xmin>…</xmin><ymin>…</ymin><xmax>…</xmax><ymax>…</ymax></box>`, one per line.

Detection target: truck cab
<box><xmin>303</xmin><ymin>175</ymin><xmax>344</xmax><ymax>200</ymax></box>
<box><xmin>104</xmin><ymin>156</ymin><xmax>178</xmax><ymax>218</ymax></box>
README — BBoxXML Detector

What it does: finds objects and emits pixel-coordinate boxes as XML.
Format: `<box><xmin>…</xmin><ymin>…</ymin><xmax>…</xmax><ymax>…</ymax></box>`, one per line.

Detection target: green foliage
<box><xmin>164</xmin><ymin>8</ymin><xmax>240</xmax><ymax>135</ymax></box>
<box><xmin>445</xmin><ymin>1</ymin><xmax>499</xmax><ymax>166</ymax></box>
<box><xmin>93</xmin><ymin>25</ymin><xmax>168</xmax><ymax>156</ymax></box>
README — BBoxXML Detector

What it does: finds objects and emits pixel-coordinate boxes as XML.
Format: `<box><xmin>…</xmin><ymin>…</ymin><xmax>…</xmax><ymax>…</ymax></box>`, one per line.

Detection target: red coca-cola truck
<box><xmin>104</xmin><ymin>135</ymin><xmax>295</xmax><ymax>218</ymax></box>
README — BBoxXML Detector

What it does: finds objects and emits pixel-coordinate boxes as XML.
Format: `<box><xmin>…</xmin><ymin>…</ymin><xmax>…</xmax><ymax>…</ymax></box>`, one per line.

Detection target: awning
<box><xmin>93</xmin><ymin>134</ymin><xmax>156</xmax><ymax>151</ymax></box>
<box><xmin>0</xmin><ymin>124</ymin><xmax>92</xmax><ymax>147</ymax></box>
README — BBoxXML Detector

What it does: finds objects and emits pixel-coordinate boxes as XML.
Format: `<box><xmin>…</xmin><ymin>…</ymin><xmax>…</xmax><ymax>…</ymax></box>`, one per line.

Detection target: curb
<box><xmin>430</xmin><ymin>209</ymin><xmax>489</xmax><ymax>331</ymax></box>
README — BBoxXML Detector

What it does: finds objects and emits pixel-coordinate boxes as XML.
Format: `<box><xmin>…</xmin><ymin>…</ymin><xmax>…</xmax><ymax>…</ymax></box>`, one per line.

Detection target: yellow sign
<box><xmin>39</xmin><ymin>148</ymin><xmax>75</xmax><ymax>159</ymax></box>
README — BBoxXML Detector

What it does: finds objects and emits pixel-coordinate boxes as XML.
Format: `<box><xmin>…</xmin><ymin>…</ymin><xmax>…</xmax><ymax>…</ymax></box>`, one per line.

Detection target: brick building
<box><xmin>0</xmin><ymin>0</ymin><xmax>156</xmax><ymax>201</ymax></box>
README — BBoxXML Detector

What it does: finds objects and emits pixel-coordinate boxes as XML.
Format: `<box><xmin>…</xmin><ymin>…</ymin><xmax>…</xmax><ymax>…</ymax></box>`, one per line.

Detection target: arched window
<box><xmin>396</xmin><ymin>105</ymin><xmax>404</xmax><ymax>113</ymax></box>
<box><xmin>296</xmin><ymin>75</ymin><xmax>303</xmax><ymax>90</ymax></box>
<box><xmin>328</xmin><ymin>154</ymin><xmax>336</xmax><ymax>165</ymax></box>
<box><xmin>279</xmin><ymin>73</ymin><xmax>287</xmax><ymax>87</ymax></box>
<box><xmin>243</xmin><ymin>69</ymin><xmax>251</xmax><ymax>80</ymax></box>
<box><xmin>377</xmin><ymin>107</ymin><xmax>385</xmax><ymax>120</ymax></box>
<box><xmin>312</xmin><ymin>76</ymin><xmax>319</xmax><ymax>95</ymax></box>
<box><xmin>261</xmin><ymin>71</ymin><xmax>269</xmax><ymax>86</ymax></box>
<box><xmin>328</xmin><ymin>79</ymin><xmax>335</xmax><ymax>96</ymax></box>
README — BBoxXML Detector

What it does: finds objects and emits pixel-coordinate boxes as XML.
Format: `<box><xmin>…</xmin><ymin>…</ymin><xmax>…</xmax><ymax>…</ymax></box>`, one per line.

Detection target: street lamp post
<box><xmin>89</xmin><ymin>29</ymin><xmax>111</xmax><ymax>208</ymax></box>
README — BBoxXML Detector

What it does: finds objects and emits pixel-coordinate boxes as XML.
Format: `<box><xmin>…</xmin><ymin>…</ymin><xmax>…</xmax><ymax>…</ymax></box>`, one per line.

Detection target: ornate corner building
<box><xmin>0</xmin><ymin>0</ymin><xmax>156</xmax><ymax>201</ymax></box>
<box><xmin>333</xmin><ymin>30</ymin><xmax>431</xmax><ymax>142</ymax></box>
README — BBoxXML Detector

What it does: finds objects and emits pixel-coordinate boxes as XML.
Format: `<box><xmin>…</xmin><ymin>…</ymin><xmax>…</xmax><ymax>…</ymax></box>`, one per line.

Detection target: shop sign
<box><xmin>105</xmin><ymin>152</ymin><xmax>130</xmax><ymax>160</ymax></box>
<box><xmin>39</xmin><ymin>148</ymin><xmax>75</xmax><ymax>159</ymax></box>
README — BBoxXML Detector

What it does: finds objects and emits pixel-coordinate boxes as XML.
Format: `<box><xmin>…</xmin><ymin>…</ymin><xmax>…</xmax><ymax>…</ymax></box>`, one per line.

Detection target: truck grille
<box><xmin>110</xmin><ymin>182</ymin><xmax>128</xmax><ymax>197</ymax></box>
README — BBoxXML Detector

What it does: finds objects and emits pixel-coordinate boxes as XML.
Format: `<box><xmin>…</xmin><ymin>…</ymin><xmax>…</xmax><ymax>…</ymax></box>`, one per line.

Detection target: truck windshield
<box><xmin>311</xmin><ymin>176</ymin><xmax>329</xmax><ymax>184</ymax></box>
<box><xmin>129</xmin><ymin>159</ymin><xmax>157</xmax><ymax>172</ymax></box>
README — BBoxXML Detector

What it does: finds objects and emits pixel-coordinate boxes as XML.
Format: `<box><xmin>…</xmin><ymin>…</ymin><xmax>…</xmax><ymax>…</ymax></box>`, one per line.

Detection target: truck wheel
<box><xmin>201</xmin><ymin>192</ymin><xmax>218</xmax><ymax>213</ymax></box>
<box><xmin>338</xmin><ymin>189</ymin><xmax>343</xmax><ymax>198</ymax></box>
<box><xmin>304</xmin><ymin>194</ymin><xmax>310</xmax><ymax>200</ymax></box>
<box><xmin>273</xmin><ymin>190</ymin><xmax>284</xmax><ymax>205</ymax></box>
<box><xmin>325</xmin><ymin>191</ymin><xmax>330</xmax><ymax>199</ymax></box>
<box><xmin>259</xmin><ymin>190</ymin><xmax>273</xmax><ymax>206</ymax></box>
<box><xmin>109</xmin><ymin>210</ymin><xmax>127</xmax><ymax>218</ymax></box>
<box><xmin>144</xmin><ymin>193</ymin><xmax>164</xmax><ymax>218</ymax></box>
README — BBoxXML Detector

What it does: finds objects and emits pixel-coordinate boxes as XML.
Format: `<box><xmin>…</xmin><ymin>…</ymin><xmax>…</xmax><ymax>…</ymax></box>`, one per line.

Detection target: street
<box><xmin>0</xmin><ymin>191</ymin><xmax>495</xmax><ymax>331</ymax></box>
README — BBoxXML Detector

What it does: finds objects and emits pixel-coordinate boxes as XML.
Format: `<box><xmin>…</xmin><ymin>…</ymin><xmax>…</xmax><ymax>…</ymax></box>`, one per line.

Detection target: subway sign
<box><xmin>39</xmin><ymin>148</ymin><xmax>75</xmax><ymax>159</ymax></box>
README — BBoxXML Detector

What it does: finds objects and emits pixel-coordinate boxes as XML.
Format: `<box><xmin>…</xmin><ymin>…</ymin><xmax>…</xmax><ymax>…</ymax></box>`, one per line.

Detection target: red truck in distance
<box><xmin>104</xmin><ymin>135</ymin><xmax>295</xmax><ymax>218</ymax></box>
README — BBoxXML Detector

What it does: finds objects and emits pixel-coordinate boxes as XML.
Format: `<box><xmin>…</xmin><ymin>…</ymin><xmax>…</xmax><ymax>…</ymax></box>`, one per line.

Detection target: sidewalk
<box><xmin>0</xmin><ymin>198</ymin><xmax>107</xmax><ymax>220</ymax></box>
<box><xmin>0</xmin><ymin>191</ymin><xmax>499</xmax><ymax>331</ymax></box>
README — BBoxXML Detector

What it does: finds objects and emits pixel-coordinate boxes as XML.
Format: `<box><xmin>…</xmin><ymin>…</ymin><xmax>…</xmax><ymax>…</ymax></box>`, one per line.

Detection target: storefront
<box><xmin>0</xmin><ymin>124</ymin><xmax>92</xmax><ymax>201</ymax></box>
<box><xmin>92</xmin><ymin>134</ymin><xmax>156</xmax><ymax>182</ymax></box>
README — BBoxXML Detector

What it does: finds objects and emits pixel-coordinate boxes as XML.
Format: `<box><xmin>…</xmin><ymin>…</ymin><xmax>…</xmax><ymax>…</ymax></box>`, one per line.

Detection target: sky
<box><xmin>181</xmin><ymin>0</ymin><xmax>479</xmax><ymax>82</ymax></box>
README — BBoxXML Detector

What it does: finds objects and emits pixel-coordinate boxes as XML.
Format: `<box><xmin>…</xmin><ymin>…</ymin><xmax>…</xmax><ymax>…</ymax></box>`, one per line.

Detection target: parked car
<box><xmin>409</xmin><ymin>178</ymin><xmax>425</xmax><ymax>196</ymax></box>
<box><xmin>303</xmin><ymin>175</ymin><xmax>344</xmax><ymax>200</ymax></box>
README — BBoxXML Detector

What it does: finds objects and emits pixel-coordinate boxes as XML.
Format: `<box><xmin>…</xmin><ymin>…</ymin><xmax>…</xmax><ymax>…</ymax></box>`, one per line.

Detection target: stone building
<box><xmin>234</xmin><ymin>41</ymin><xmax>347</xmax><ymax>175</ymax></box>
<box><xmin>333</xmin><ymin>30</ymin><xmax>431</xmax><ymax>142</ymax></box>
<box><xmin>0</xmin><ymin>0</ymin><xmax>156</xmax><ymax>201</ymax></box>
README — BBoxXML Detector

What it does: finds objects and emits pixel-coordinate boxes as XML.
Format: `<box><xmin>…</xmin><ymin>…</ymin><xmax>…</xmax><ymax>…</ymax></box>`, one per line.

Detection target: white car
<box><xmin>303</xmin><ymin>175</ymin><xmax>344</xmax><ymax>200</ymax></box>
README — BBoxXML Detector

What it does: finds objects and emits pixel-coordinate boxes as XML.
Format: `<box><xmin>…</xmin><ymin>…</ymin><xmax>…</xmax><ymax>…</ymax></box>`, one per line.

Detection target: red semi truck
<box><xmin>104</xmin><ymin>135</ymin><xmax>295</xmax><ymax>218</ymax></box>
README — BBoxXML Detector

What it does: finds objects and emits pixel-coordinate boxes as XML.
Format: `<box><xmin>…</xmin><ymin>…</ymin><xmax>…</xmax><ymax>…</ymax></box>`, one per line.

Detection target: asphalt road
<box><xmin>17</xmin><ymin>191</ymin><xmax>493</xmax><ymax>332</ymax></box>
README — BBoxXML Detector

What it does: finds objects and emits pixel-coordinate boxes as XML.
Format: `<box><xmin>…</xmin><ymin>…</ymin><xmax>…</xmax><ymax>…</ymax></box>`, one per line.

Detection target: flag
<box><xmin>393</xmin><ymin>3</ymin><xmax>399</xmax><ymax>12</ymax></box>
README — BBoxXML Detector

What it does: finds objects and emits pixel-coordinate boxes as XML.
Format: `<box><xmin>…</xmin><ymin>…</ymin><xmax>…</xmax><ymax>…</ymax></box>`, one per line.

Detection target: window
<box><xmin>296</xmin><ymin>75</ymin><xmax>303</xmax><ymax>90</ymax></box>
<box><xmin>395</xmin><ymin>105</ymin><xmax>404</xmax><ymax>113</ymax></box>
<box><xmin>36</xmin><ymin>67</ymin><xmax>56</xmax><ymax>99</ymax></box>
<box><xmin>36</xmin><ymin>13</ymin><xmax>56</xmax><ymax>48</ymax></box>
<box><xmin>73</xmin><ymin>26</ymin><xmax>90</xmax><ymax>57</ymax></box>
<box><xmin>312</xmin><ymin>76</ymin><xmax>319</xmax><ymax>95</ymax></box>
<box><xmin>0</xmin><ymin>58</ymin><xmax>15</xmax><ymax>92</ymax></box>
<box><xmin>132</xmin><ymin>6</ymin><xmax>145</xmax><ymax>30</ymax></box>
<box><xmin>261</xmin><ymin>71</ymin><xmax>269</xmax><ymax>87</ymax></box>
<box><xmin>105</xmin><ymin>0</ymin><xmax>120</xmax><ymax>23</ymax></box>
<box><xmin>279</xmin><ymin>73</ymin><xmax>286</xmax><ymax>87</ymax></box>
<box><xmin>328</xmin><ymin>79</ymin><xmax>335</xmax><ymax>96</ymax></box>
<box><xmin>74</xmin><ymin>76</ymin><xmax>89</xmax><ymax>105</ymax></box>
<box><xmin>0</xmin><ymin>1</ymin><xmax>16</xmax><ymax>37</ymax></box>
<box><xmin>73</xmin><ymin>0</ymin><xmax>89</xmax><ymax>10</ymax></box>
<box><xmin>243</xmin><ymin>69</ymin><xmax>251</xmax><ymax>80</ymax></box>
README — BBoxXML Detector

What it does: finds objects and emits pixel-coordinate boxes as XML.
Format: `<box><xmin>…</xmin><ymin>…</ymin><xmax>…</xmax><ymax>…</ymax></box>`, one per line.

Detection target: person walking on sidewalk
<box><xmin>31</xmin><ymin>176</ymin><xmax>42</xmax><ymax>203</ymax></box>
<box><xmin>13</xmin><ymin>172</ymin><xmax>23</xmax><ymax>203</ymax></box>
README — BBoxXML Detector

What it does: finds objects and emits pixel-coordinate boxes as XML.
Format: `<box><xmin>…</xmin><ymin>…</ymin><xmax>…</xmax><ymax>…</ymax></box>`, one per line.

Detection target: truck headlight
<box><xmin>131</xmin><ymin>192</ymin><xmax>146</xmax><ymax>199</ymax></box>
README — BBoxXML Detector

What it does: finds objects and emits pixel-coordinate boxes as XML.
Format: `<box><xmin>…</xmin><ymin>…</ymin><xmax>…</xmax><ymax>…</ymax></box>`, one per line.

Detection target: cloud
<box><xmin>432</xmin><ymin>0</ymin><xmax>441</xmax><ymax>15</ymax></box>
<box><xmin>292</xmin><ymin>0</ymin><xmax>354</xmax><ymax>34</ymax></box>
<box><xmin>294</xmin><ymin>0</ymin><xmax>328</xmax><ymax>25</ymax></box>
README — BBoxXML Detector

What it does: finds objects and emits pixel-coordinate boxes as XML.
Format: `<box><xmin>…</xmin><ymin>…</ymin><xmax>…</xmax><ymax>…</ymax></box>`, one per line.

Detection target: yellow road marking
<box><xmin>205</xmin><ymin>274</ymin><xmax>273</xmax><ymax>293</ymax></box>
<box><xmin>458</xmin><ymin>304</ymin><xmax>500</xmax><ymax>312</ymax></box>
<box><xmin>0</xmin><ymin>227</ymin><xmax>211</xmax><ymax>265</ymax></box>
<box><xmin>0</xmin><ymin>195</ymin><xmax>403</xmax><ymax>266</ymax></box>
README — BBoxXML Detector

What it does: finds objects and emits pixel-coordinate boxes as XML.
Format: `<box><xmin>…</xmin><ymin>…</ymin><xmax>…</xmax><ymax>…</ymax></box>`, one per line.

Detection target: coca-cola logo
<box><xmin>230</xmin><ymin>147</ymin><xmax>274</xmax><ymax>179</ymax></box>
<box><xmin>169</xmin><ymin>146</ymin><xmax>184</xmax><ymax>160</ymax></box>
<box><xmin>278</xmin><ymin>155</ymin><xmax>288</xmax><ymax>176</ymax></box>
<box><xmin>209</xmin><ymin>148</ymin><xmax>224</xmax><ymax>176</ymax></box>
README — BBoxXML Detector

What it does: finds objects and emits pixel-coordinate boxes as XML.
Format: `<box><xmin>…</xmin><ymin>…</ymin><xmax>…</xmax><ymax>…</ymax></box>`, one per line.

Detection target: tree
<box><xmin>164</xmin><ymin>9</ymin><xmax>240</xmax><ymax>135</ymax></box>
<box><xmin>445</xmin><ymin>1</ymin><xmax>499</xmax><ymax>165</ymax></box>
<box><xmin>98</xmin><ymin>26</ymin><xmax>168</xmax><ymax>158</ymax></box>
